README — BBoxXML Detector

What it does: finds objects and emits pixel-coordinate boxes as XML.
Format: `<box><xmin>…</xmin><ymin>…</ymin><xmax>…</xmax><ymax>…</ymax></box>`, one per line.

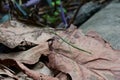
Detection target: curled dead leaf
<box><xmin>47</xmin><ymin>24</ymin><xmax>120</xmax><ymax>80</ymax></box>
<box><xmin>0</xmin><ymin>59</ymin><xmax>59</xmax><ymax>80</ymax></box>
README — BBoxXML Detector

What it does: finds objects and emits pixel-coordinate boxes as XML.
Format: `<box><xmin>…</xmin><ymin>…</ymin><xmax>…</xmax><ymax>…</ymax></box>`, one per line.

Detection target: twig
<box><xmin>68</xmin><ymin>0</ymin><xmax>85</xmax><ymax>27</ymax></box>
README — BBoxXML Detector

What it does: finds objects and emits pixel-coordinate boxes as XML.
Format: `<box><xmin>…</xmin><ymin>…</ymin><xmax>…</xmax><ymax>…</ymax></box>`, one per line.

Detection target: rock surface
<box><xmin>80</xmin><ymin>1</ymin><xmax>120</xmax><ymax>50</ymax></box>
<box><xmin>74</xmin><ymin>1</ymin><xmax>102</xmax><ymax>26</ymax></box>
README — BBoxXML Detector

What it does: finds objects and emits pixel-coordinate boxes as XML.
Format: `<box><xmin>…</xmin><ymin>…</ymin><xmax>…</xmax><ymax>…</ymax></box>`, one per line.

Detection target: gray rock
<box><xmin>80</xmin><ymin>2</ymin><xmax>120</xmax><ymax>50</ymax></box>
<box><xmin>74</xmin><ymin>1</ymin><xmax>102</xmax><ymax>26</ymax></box>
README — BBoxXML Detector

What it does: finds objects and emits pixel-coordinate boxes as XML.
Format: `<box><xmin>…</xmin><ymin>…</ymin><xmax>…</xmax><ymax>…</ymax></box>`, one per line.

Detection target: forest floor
<box><xmin>0</xmin><ymin>0</ymin><xmax>120</xmax><ymax>80</ymax></box>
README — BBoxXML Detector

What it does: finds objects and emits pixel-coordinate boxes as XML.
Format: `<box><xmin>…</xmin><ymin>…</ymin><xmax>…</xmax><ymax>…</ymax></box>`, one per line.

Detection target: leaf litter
<box><xmin>0</xmin><ymin>23</ymin><xmax>120</xmax><ymax>80</ymax></box>
<box><xmin>0</xmin><ymin>0</ymin><xmax>116</xmax><ymax>80</ymax></box>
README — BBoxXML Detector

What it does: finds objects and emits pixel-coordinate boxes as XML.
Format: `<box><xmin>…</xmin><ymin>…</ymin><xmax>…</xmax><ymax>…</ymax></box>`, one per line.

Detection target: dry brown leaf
<box><xmin>16</xmin><ymin>61</ymin><xmax>59</xmax><ymax>80</ymax></box>
<box><xmin>47</xmin><ymin>24</ymin><xmax>120</xmax><ymax>80</ymax></box>
<box><xmin>0</xmin><ymin>23</ymin><xmax>55</xmax><ymax>64</ymax></box>
<box><xmin>48</xmin><ymin>52</ymin><xmax>82</xmax><ymax>80</ymax></box>
<box><xmin>0</xmin><ymin>43</ymin><xmax>49</xmax><ymax>64</ymax></box>
<box><xmin>0</xmin><ymin>59</ymin><xmax>59</xmax><ymax>80</ymax></box>
<box><xmin>0</xmin><ymin>21</ymin><xmax>53</xmax><ymax>48</ymax></box>
<box><xmin>1</xmin><ymin>24</ymin><xmax>120</xmax><ymax>80</ymax></box>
